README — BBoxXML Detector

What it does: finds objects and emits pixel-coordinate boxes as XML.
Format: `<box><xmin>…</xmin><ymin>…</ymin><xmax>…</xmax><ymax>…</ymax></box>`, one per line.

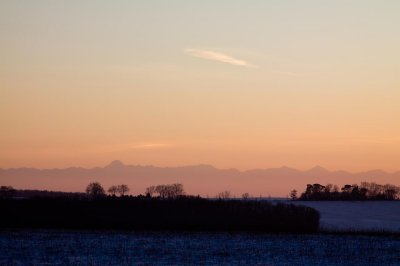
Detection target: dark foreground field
<box><xmin>0</xmin><ymin>197</ymin><xmax>319</xmax><ymax>233</ymax></box>
<box><xmin>0</xmin><ymin>230</ymin><xmax>399</xmax><ymax>265</ymax></box>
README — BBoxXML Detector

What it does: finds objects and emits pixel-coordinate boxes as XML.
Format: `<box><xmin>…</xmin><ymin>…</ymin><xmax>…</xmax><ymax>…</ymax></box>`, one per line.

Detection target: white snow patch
<box><xmin>292</xmin><ymin>201</ymin><xmax>400</xmax><ymax>232</ymax></box>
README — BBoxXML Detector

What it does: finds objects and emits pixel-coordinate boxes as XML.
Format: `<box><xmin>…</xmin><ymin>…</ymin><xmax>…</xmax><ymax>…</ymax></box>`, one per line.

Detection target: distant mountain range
<box><xmin>1</xmin><ymin>160</ymin><xmax>399</xmax><ymax>197</ymax></box>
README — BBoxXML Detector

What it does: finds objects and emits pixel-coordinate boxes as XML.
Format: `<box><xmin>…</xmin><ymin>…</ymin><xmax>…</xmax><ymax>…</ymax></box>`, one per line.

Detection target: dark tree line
<box><xmin>298</xmin><ymin>182</ymin><xmax>400</xmax><ymax>201</ymax></box>
<box><xmin>0</xmin><ymin>182</ymin><xmax>320</xmax><ymax>232</ymax></box>
<box><xmin>0</xmin><ymin>183</ymin><xmax>130</xmax><ymax>200</ymax></box>
<box><xmin>0</xmin><ymin>186</ymin><xmax>86</xmax><ymax>199</ymax></box>
<box><xmin>0</xmin><ymin>186</ymin><xmax>17</xmax><ymax>199</ymax></box>
<box><xmin>0</xmin><ymin>196</ymin><xmax>319</xmax><ymax>233</ymax></box>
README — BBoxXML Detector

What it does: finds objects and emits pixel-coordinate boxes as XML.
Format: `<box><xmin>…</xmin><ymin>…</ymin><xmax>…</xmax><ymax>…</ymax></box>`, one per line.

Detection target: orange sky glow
<box><xmin>1</xmin><ymin>1</ymin><xmax>400</xmax><ymax>193</ymax></box>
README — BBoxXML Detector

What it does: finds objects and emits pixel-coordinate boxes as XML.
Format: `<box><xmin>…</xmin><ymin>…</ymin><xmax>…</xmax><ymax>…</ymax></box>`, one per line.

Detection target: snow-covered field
<box><xmin>291</xmin><ymin>201</ymin><xmax>400</xmax><ymax>232</ymax></box>
<box><xmin>0</xmin><ymin>230</ymin><xmax>399</xmax><ymax>265</ymax></box>
<box><xmin>1</xmin><ymin>202</ymin><xmax>399</xmax><ymax>265</ymax></box>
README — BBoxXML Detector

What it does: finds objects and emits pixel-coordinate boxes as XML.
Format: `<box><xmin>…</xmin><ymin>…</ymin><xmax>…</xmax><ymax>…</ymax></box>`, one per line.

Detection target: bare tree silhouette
<box><xmin>289</xmin><ymin>189</ymin><xmax>297</xmax><ymax>200</ymax></box>
<box><xmin>117</xmin><ymin>184</ymin><xmax>130</xmax><ymax>196</ymax></box>
<box><xmin>145</xmin><ymin>186</ymin><xmax>156</xmax><ymax>197</ymax></box>
<box><xmin>217</xmin><ymin>191</ymin><xmax>231</xmax><ymax>199</ymax></box>
<box><xmin>242</xmin><ymin>193</ymin><xmax>250</xmax><ymax>200</ymax></box>
<box><xmin>86</xmin><ymin>182</ymin><xmax>106</xmax><ymax>198</ymax></box>
<box><xmin>146</xmin><ymin>184</ymin><xmax>185</xmax><ymax>198</ymax></box>
<box><xmin>108</xmin><ymin>185</ymin><xmax>118</xmax><ymax>196</ymax></box>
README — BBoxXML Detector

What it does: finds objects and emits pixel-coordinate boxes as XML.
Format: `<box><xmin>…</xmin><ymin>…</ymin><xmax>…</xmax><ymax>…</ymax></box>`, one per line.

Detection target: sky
<box><xmin>1</xmin><ymin>0</ymin><xmax>400</xmax><ymax>172</ymax></box>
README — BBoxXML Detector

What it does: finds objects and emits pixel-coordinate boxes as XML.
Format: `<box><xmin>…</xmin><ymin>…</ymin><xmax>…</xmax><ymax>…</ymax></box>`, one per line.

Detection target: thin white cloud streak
<box><xmin>94</xmin><ymin>143</ymin><xmax>171</xmax><ymax>153</ymax></box>
<box><xmin>185</xmin><ymin>48</ymin><xmax>257</xmax><ymax>68</ymax></box>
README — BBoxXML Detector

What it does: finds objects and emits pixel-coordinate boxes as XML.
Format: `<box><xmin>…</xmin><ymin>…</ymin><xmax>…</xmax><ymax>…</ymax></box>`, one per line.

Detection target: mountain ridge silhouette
<box><xmin>1</xmin><ymin>160</ymin><xmax>399</xmax><ymax>197</ymax></box>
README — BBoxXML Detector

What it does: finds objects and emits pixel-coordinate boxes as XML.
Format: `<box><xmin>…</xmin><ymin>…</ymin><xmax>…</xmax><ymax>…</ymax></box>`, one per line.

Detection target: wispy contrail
<box><xmin>185</xmin><ymin>48</ymin><xmax>257</xmax><ymax>68</ymax></box>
